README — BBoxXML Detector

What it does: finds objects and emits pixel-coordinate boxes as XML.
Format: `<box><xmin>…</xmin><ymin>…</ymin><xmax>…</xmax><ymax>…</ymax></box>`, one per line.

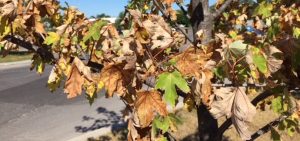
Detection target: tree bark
<box><xmin>191</xmin><ymin>0</ymin><xmax>218</xmax><ymax>141</ymax></box>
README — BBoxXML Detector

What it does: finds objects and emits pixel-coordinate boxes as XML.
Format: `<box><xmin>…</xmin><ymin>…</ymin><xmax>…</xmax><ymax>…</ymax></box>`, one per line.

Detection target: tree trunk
<box><xmin>190</xmin><ymin>0</ymin><xmax>219</xmax><ymax>140</ymax></box>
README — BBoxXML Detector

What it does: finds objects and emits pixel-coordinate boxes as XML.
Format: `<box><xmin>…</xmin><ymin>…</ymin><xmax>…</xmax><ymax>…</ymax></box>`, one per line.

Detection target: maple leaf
<box><xmin>127</xmin><ymin>119</ymin><xmax>139</xmax><ymax>141</ymax></box>
<box><xmin>47</xmin><ymin>65</ymin><xmax>62</xmax><ymax>92</ymax></box>
<box><xmin>246</xmin><ymin>47</ymin><xmax>268</xmax><ymax>75</ymax></box>
<box><xmin>64</xmin><ymin>57</ymin><xmax>93</xmax><ymax>98</ymax></box>
<box><xmin>156</xmin><ymin>70</ymin><xmax>190</xmax><ymax>107</ymax></box>
<box><xmin>175</xmin><ymin>48</ymin><xmax>215</xmax><ymax>106</ymax></box>
<box><xmin>228</xmin><ymin>40</ymin><xmax>247</xmax><ymax>57</ymax></box>
<box><xmin>44</xmin><ymin>32</ymin><xmax>60</xmax><ymax>46</ymax></box>
<box><xmin>174</xmin><ymin>48</ymin><xmax>213</xmax><ymax>78</ymax></box>
<box><xmin>246</xmin><ymin>45</ymin><xmax>283</xmax><ymax>77</ymax></box>
<box><xmin>0</xmin><ymin>0</ymin><xmax>16</xmax><ymax>17</ymax></box>
<box><xmin>30</xmin><ymin>54</ymin><xmax>45</xmax><ymax>74</ymax></box>
<box><xmin>266</xmin><ymin>46</ymin><xmax>283</xmax><ymax>74</ymax></box>
<box><xmin>254</xmin><ymin>1</ymin><xmax>273</xmax><ymax>18</ymax></box>
<box><xmin>83</xmin><ymin>20</ymin><xmax>108</xmax><ymax>42</ymax></box>
<box><xmin>135</xmin><ymin>91</ymin><xmax>168</xmax><ymax>128</ymax></box>
<box><xmin>72</xmin><ymin>57</ymin><xmax>93</xmax><ymax>81</ymax></box>
<box><xmin>99</xmin><ymin>64</ymin><xmax>133</xmax><ymax>97</ymax></box>
<box><xmin>64</xmin><ymin>62</ymin><xmax>85</xmax><ymax>99</ymax></box>
<box><xmin>142</xmin><ymin>15</ymin><xmax>173</xmax><ymax>49</ymax></box>
<box><xmin>210</xmin><ymin>87</ymin><xmax>256</xmax><ymax>140</ymax></box>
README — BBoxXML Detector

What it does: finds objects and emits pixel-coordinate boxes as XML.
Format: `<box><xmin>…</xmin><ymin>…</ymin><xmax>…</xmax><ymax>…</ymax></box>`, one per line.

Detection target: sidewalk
<box><xmin>67</xmin><ymin>98</ymin><xmax>184</xmax><ymax>141</ymax></box>
<box><xmin>0</xmin><ymin>60</ymin><xmax>31</xmax><ymax>70</ymax></box>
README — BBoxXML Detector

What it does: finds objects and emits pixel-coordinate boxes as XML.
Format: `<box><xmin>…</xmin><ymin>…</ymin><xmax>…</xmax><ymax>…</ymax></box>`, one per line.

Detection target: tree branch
<box><xmin>3</xmin><ymin>35</ymin><xmax>104</xmax><ymax>71</ymax></box>
<box><xmin>153</xmin><ymin>0</ymin><xmax>194</xmax><ymax>44</ymax></box>
<box><xmin>3</xmin><ymin>35</ymin><xmax>35</xmax><ymax>52</ymax></box>
<box><xmin>3</xmin><ymin>35</ymin><xmax>55</xmax><ymax>63</ymax></box>
<box><xmin>212</xmin><ymin>0</ymin><xmax>233</xmax><ymax>18</ymax></box>
<box><xmin>246</xmin><ymin>114</ymin><xmax>290</xmax><ymax>141</ymax></box>
<box><xmin>175</xmin><ymin>1</ymin><xmax>191</xmax><ymax>19</ymax></box>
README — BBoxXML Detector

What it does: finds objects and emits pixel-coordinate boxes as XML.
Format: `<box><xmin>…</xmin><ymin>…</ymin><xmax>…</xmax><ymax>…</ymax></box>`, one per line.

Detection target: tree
<box><xmin>90</xmin><ymin>13</ymin><xmax>111</xmax><ymax>19</ymax></box>
<box><xmin>0</xmin><ymin>0</ymin><xmax>300</xmax><ymax>141</ymax></box>
<box><xmin>176</xmin><ymin>10</ymin><xmax>190</xmax><ymax>27</ymax></box>
<box><xmin>115</xmin><ymin>11</ymin><xmax>125</xmax><ymax>30</ymax></box>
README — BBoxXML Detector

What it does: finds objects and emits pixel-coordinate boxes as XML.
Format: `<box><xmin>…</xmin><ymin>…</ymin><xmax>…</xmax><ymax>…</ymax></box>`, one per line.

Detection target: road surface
<box><xmin>0</xmin><ymin>64</ymin><xmax>124</xmax><ymax>141</ymax></box>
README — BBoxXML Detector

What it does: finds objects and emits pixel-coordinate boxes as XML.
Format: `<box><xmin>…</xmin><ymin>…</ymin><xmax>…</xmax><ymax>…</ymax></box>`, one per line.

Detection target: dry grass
<box><xmin>172</xmin><ymin>108</ymin><xmax>299</xmax><ymax>141</ymax></box>
<box><xmin>92</xmin><ymin>108</ymin><xmax>299</xmax><ymax>141</ymax></box>
<box><xmin>0</xmin><ymin>53</ymin><xmax>32</xmax><ymax>63</ymax></box>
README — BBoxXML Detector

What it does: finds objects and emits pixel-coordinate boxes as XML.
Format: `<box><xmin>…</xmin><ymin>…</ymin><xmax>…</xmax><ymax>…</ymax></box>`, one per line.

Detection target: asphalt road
<box><xmin>0</xmin><ymin>65</ymin><xmax>124</xmax><ymax>141</ymax></box>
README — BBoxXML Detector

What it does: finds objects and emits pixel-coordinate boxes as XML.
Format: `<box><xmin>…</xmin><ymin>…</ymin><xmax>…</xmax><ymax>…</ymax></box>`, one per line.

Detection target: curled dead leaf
<box><xmin>210</xmin><ymin>87</ymin><xmax>256</xmax><ymax>140</ymax></box>
<box><xmin>135</xmin><ymin>91</ymin><xmax>168</xmax><ymax>128</ymax></box>
<box><xmin>99</xmin><ymin>64</ymin><xmax>134</xmax><ymax>97</ymax></box>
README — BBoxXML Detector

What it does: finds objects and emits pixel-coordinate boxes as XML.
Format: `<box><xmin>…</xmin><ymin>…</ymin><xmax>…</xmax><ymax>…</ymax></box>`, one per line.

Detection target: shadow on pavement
<box><xmin>74</xmin><ymin>107</ymin><xmax>126</xmax><ymax>133</ymax></box>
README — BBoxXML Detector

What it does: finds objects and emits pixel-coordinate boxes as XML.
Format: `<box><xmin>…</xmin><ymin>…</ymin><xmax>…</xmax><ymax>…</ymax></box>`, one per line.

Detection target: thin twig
<box><xmin>213</xmin><ymin>0</ymin><xmax>233</xmax><ymax>18</ymax></box>
<box><xmin>153</xmin><ymin>0</ymin><xmax>194</xmax><ymax>44</ymax></box>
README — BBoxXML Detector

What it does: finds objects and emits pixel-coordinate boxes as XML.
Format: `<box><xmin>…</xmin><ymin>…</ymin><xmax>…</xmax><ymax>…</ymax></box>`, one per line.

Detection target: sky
<box><xmin>60</xmin><ymin>0</ymin><xmax>217</xmax><ymax>18</ymax></box>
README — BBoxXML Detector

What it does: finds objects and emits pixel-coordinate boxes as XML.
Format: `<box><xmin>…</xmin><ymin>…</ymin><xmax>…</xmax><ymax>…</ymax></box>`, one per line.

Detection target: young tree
<box><xmin>0</xmin><ymin>0</ymin><xmax>300</xmax><ymax>141</ymax></box>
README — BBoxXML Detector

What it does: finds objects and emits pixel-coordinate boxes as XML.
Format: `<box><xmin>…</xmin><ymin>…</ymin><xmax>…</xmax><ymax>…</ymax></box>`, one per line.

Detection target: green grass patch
<box><xmin>0</xmin><ymin>53</ymin><xmax>33</xmax><ymax>63</ymax></box>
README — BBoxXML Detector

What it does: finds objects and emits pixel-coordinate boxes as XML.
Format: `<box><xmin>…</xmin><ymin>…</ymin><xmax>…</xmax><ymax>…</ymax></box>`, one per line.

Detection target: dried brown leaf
<box><xmin>0</xmin><ymin>0</ymin><xmax>16</xmax><ymax>17</ymax></box>
<box><xmin>175</xmin><ymin>48</ymin><xmax>213</xmax><ymax>78</ymax></box>
<box><xmin>64</xmin><ymin>63</ymin><xmax>84</xmax><ymax>98</ymax></box>
<box><xmin>209</xmin><ymin>87</ymin><xmax>256</xmax><ymax>140</ymax></box>
<box><xmin>232</xmin><ymin>88</ymin><xmax>256</xmax><ymax>140</ymax></box>
<box><xmin>135</xmin><ymin>91</ymin><xmax>168</xmax><ymax>128</ymax></box>
<box><xmin>99</xmin><ymin>64</ymin><xmax>134</xmax><ymax>97</ymax></box>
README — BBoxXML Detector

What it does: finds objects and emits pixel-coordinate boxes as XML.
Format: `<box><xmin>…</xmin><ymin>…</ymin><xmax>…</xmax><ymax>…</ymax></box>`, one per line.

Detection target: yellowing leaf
<box><xmin>135</xmin><ymin>91</ymin><xmax>168</xmax><ymax>127</ymax></box>
<box><xmin>44</xmin><ymin>32</ymin><xmax>60</xmax><ymax>45</ymax></box>
<box><xmin>31</xmin><ymin>54</ymin><xmax>45</xmax><ymax>74</ymax></box>
<box><xmin>293</xmin><ymin>27</ymin><xmax>300</xmax><ymax>38</ymax></box>
<box><xmin>254</xmin><ymin>1</ymin><xmax>273</xmax><ymax>18</ymax></box>
<box><xmin>47</xmin><ymin>65</ymin><xmax>62</xmax><ymax>92</ymax></box>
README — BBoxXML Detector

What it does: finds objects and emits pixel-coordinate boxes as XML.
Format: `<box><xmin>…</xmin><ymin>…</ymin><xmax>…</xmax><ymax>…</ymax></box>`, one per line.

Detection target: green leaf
<box><xmin>287</xmin><ymin>126</ymin><xmax>296</xmax><ymax>137</ymax></box>
<box><xmin>156</xmin><ymin>70</ymin><xmax>190</xmax><ymax>106</ymax></box>
<box><xmin>83</xmin><ymin>20</ymin><xmax>108</xmax><ymax>42</ymax></box>
<box><xmin>271</xmin><ymin>96</ymin><xmax>283</xmax><ymax>113</ymax></box>
<box><xmin>157</xmin><ymin>137</ymin><xmax>168</xmax><ymax>141</ymax></box>
<box><xmin>229</xmin><ymin>30</ymin><xmax>238</xmax><ymax>39</ymax></box>
<box><xmin>254</xmin><ymin>1</ymin><xmax>273</xmax><ymax>18</ymax></box>
<box><xmin>214</xmin><ymin>66</ymin><xmax>225</xmax><ymax>80</ymax></box>
<box><xmin>153</xmin><ymin>117</ymin><xmax>170</xmax><ymax>133</ymax></box>
<box><xmin>252</xmin><ymin>48</ymin><xmax>268</xmax><ymax>74</ymax></box>
<box><xmin>293</xmin><ymin>27</ymin><xmax>300</xmax><ymax>38</ymax></box>
<box><xmin>267</xmin><ymin>22</ymin><xmax>280</xmax><ymax>40</ymax></box>
<box><xmin>168</xmin><ymin>113</ymin><xmax>182</xmax><ymax>126</ymax></box>
<box><xmin>44</xmin><ymin>32</ymin><xmax>60</xmax><ymax>45</ymax></box>
<box><xmin>285</xmin><ymin>119</ymin><xmax>297</xmax><ymax>137</ymax></box>
<box><xmin>86</xmin><ymin>93</ymin><xmax>98</xmax><ymax>106</ymax></box>
<box><xmin>270</xmin><ymin>128</ymin><xmax>281</xmax><ymax>141</ymax></box>
<box><xmin>0</xmin><ymin>43</ymin><xmax>3</xmax><ymax>51</ymax></box>
<box><xmin>229</xmin><ymin>40</ymin><xmax>247</xmax><ymax>57</ymax></box>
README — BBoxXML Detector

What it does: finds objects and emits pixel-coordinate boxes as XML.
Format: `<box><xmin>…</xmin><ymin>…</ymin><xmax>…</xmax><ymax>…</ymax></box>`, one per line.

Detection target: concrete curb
<box><xmin>0</xmin><ymin>60</ymin><xmax>31</xmax><ymax>70</ymax></box>
<box><xmin>0</xmin><ymin>60</ymin><xmax>31</xmax><ymax>66</ymax></box>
